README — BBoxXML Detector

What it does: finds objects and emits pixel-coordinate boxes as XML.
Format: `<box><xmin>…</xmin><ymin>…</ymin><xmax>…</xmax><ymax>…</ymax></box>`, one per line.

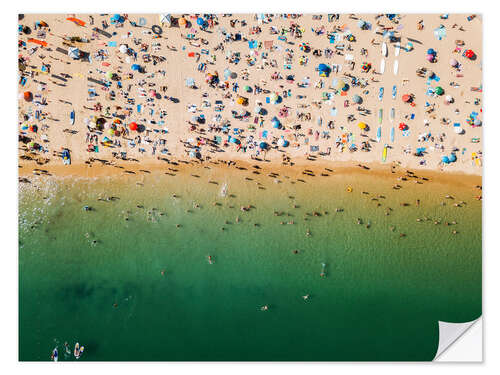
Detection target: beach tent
<box><xmin>159</xmin><ymin>14</ymin><xmax>172</xmax><ymax>27</ymax></box>
<box><xmin>68</xmin><ymin>47</ymin><xmax>80</xmax><ymax>60</ymax></box>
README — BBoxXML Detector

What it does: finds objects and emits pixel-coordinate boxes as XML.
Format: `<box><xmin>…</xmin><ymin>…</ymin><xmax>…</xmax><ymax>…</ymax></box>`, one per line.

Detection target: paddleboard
<box><xmin>395</xmin><ymin>42</ymin><xmax>400</xmax><ymax>56</ymax></box>
<box><xmin>390</xmin><ymin>127</ymin><xmax>395</xmax><ymax>142</ymax></box>
<box><xmin>376</xmin><ymin>126</ymin><xmax>382</xmax><ymax>142</ymax></box>
<box><xmin>382</xmin><ymin>144</ymin><xmax>388</xmax><ymax>162</ymax></box>
<box><xmin>393</xmin><ymin>60</ymin><xmax>399</xmax><ymax>75</ymax></box>
<box><xmin>380</xmin><ymin>59</ymin><xmax>385</xmax><ymax>74</ymax></box>
<box><xmin>378</xmin><ymin>87</ymin><xmax>384</xmax><ymax>101</ymax></box>
<box><xmin>390</xmin><ymin>107</ymin><xmax>395</xmax><ymax>122</ymax></box>
<box><xmin>378</xmin><ymin>108</ymin><xmax>383</xmax><ymax>124</ymax></box>
<box><xmin>392</xmin><ymin>85</ymin><xmax>397</xmax><ymax>99</ymax></box>
<box><xmin>382</xmin><ymin>42</ymin><xmax>388</xmax><ymax>57</ymax></box>
<box><xmin>51</xmin><ymin>348</ymin><xmax>58</xmax><ymax>362</ymax></box>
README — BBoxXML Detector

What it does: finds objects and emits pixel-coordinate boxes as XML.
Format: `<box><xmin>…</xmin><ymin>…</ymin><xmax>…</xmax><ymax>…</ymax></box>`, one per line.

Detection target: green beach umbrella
<box><xmin>435</xmin><ymin>86</ymin><xmax>444</xmax><ymax>95</ymax></box>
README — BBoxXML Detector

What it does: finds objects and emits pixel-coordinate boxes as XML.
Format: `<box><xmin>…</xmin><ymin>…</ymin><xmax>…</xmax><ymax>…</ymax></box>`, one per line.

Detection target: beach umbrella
<box><xmin>427</xmin><ymin>48</ymin><xmax>436</xmax><ymax>55</ymax></box>
<box><xmin>357</xmin><ymin>20</ymin><xmax>366</xmax><ymax>28</ymax></box>
<box><xmin>230</xmin><ymin>72</ymin><xmax>237</xmax><ymax>79</ymax></box>
<box><xmin>358</xmin><ymin>122</ymin><xmax>367</xmax><ymax>130</ymax></box>
<box><xmin>426</xmin><ymin>54</ymin><xmax>435</xmax><ymax>62</ymax></box>
<box><xmin>236</xmin><ymin>97</ymin><xmax>245</xmax><ymax>105</ymax></box>
<box><xmin>445</xmin><ymin>95</ymin><xmax>454</xmax><ymax>103</ymax></box>
<box><xmin>336</xmin><ymin>80</ymin><xmax>346</xmax><ymax>90</ymax></box>
<box><xmin>441</xmin><ymin>155</ymin><xmax>450</xmax><ymax>164</ymax></box>
<box><xmin>108</xmin><ymin>129</ymin><xmax>115</xmax><ymax>136</ymax></box>
<box><xmin>129</xmin><ymin>122</ymin><xmax>138</xmax><ymax>131</ymax></box>
<box><xmin>111</xmin><ymin>14</ymin><xmax>123</xmax><ymax>23</ymax></box>
<box><xmin>272</xmin><ymin>118</ymin><xmax>281</xmax><ymax>128</ymax></box>
<box><xmin>68</xmin><ymin>47</ymin><xmax>80</xmax><ymax>60</ymax></box>
<box><xmin>119</xmin><ymin>44</ymin><xmax>128</xmax><ymax>54</ymax></box>
<box><xmin>223</xmin><ymin>68</ymin><xmax>231</xmax><ymax>79</ymax></box>
<box><xmin>353</xmin><ymin>94</ymin><xmax>362</xmax><ymax>104</ymax></box>
<box><xmin>399</xmin><ymin>123</ymin><xmax>407</xmax><ymax>130</ymax></box>
<box><xmin>259</xmin><ymin>142</ymin><xmax>269</xmax><ymax>150</ymax></box>
<box><xmin>244</xmin><ymin>85</ymin><xmax>251</xmax><ymax>92</ymax></box>
<box><xmin>178</xmin><ymin>17</ymin><xmax>187</xmax><ymax>27</ymax></box>
<box><xmin>149</xmin><ymin>90</ymin><xmax>157</xmax><ymax>98</ymax></box>
<box><xmin>254</xmin><ymin>105</ymin><xmax>262</xmax><ymax>114</ymax></box>
<box><xmin>449</xmin><ymin>153</ymin><xmax>457</xmax><ymax>162</ymax></box>
<box><xmin>473</xmin><ymin>118</ymin><xmax>482</xmax><ymax>126</ymax></box>
<box><xmin>131</xmin><ymin>64</ymin><xmax>140</xmax><ymax>71</ymax></box>
<box><xmin>465</xmin><ymin>49</ymin><xmax>475</xmax><ymax>58</ymax></box>
<box><xmin>278</xmin><ymin>138</ymin><xmax>287</xmax><ymax>147</ymax></box>
<box><xmin>189</xmin><ymin>150</ymin><xmax>196</xmax><ymax>158</ymax></box>
<box><xmin>402</xmin><ymin>94</ymin><xmax>411</xmax><ymax>103</ymax></box>
<box><xmin>23</xmin><ymin>91</ymin><xmax>33</xmax><ymax>102</ymax></box>
<box><xmin>159</xmin><ymin>14</ymin><xmax>171</xmax><ymax>27</ymax></box>
<box><xmin>449</xmin><ymin>58</ymin><xmax>458</xmax><ymax>67</ymax></box>
<box><xmin>105</xmin><ymin>71</ymin><xmax>113</xmax><ymax>79</ymax></box>
<box><xmin>103</xmin><ymin>136</ymin><xmax>111</xmax><ymax>143</ymax></box>
<box><xmin>435</xmin><ymin>86</ymin><xmax>444</xmax><ymax>95</ymax></box>
<box><xmin>28</xmin><ymin>141</ymin><xmax>36</xmax><ymax>149</ymax></box>
<box><xmin>270</xmin><ymin>93</ymin><xmax>279</xmax><ymax>103</ymax></box>
<box><xmin>197</xmin><ymin>17</ymin><xmax>204</xmax><ymax>26</ymax></box>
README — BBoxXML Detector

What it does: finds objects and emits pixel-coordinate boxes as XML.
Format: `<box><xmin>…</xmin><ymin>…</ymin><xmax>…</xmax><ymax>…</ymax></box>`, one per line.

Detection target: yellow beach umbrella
<box><xmin>358</xmin><ymin>122</ymin><xmax>367</xmax><ymax>130</ymax></box>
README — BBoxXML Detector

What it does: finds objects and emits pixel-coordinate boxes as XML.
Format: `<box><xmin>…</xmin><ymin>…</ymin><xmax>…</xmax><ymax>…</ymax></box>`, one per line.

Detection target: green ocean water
<box><xmin>18</xmin><ymin>166</ymin><xmax>482</xmax><ymax>361</ymax></box>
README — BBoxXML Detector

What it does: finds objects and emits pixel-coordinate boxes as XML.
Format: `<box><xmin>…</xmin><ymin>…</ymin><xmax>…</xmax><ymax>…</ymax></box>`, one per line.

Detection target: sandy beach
<box><xmin>18</xmin><ymin>13</ymin><xmax>482</xmax><ymax>177</ymax></box>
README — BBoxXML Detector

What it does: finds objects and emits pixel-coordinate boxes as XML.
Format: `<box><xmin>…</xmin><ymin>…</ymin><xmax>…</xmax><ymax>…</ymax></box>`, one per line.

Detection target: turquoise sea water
<box><xmin>18</xmin><ymin>166</ymin><xmax>482</xmax><ymax>361</ymax></box>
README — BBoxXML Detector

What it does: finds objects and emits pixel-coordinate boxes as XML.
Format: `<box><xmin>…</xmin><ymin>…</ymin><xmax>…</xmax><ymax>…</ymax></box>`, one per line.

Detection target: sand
<box><xmin>18</xmin><ymin>13</ymin><xmax>483</xmax><ymax>176</ymax></box>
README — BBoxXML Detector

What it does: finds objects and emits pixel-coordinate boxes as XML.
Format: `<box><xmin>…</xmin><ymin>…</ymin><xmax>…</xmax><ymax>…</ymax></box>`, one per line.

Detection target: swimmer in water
<box><xmin>302</xmin><ymin>294</ymin><xmax>310</xmax><ymax>300</ymax></box>
<box><xmin>260</xmin><ymin>305</ymin><xmax>268</xmax><ymax>311</ymax></box>
<box><xmin>207</xmin><ymin>255</ymin><xmax>213</xmax><ymax>264</ymax></box>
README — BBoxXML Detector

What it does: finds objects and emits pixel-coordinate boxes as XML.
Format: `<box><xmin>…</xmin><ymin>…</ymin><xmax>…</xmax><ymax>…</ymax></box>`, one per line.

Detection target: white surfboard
<box><xmin>381</xmin><ymin>42</ymin><xmax>387</xmax><ymax>57</ymax></box>
<box><xmin>395</xmin><ymin>42</ymin><xmax>400</xmax><ymax>57</ymax></box>
<box><xmin>393</xmin><ymin>60</ymin><xmax>399</xmax><ymax>75</ymax></box>
<box><xmin>380</xmin><ymin>59</ymin><xmax>385</xmax><ymax>74</ymax></box>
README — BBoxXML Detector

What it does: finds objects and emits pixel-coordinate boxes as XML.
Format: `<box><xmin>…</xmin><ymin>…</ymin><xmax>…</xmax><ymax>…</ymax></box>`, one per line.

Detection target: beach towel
<box><xmin>108</xmin><ymin>41</ymin><xmax>117</xmax><ymax>47</ymax></box>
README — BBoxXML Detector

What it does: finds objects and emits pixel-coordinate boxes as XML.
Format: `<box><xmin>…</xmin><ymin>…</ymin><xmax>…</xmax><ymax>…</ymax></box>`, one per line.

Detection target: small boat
<box><xmin>70</xmin><ymin>110</ymin><xmax>75</xmax><ymax>125</ymax></box>
<box><xmin>378</xmin><ymin>87</ymin><xmax>384</xmax><ymax>101</ymax></box>
<box><xmin>395</xmin><ymin>42</ymin><xmax>400</xmax><ymax>56</ymax></box>
<box><xmin>381</xmin><ymin>42</ymin><xmax>388</xmax><ymax>57</ymax></box>
<box><xmin>51</xmin><ymin>347</ymin><xmax>58</xmax><ymax>362</ymax></box>
<box><xmin>390</xmin><ymin>127</ymin><xmax>395</xmax><ymax>143</ymax></box>
<box><xmin>376</xmin><ymin>126</ymin><xmax>381</xmax><ymax>142</ymax></box>
<box><xmin>392</xmin><ymin>85</ymin><xmax>397</xmax><ymax>99</ymax></box>
<box><xmin>380</xmin><ymin>59</ymin><xmax>385</xmax><ymax>74</ymax></box>
<box><xmin>393</xmin><ymin>60</ymin><xmax>399</xmax><ymax>75</ymax></box>
<box><xmin>382</xmin><ymin>144</ymin><xmax>388</xmax><ymax>162</ymax></box>
<box><xmin>378</xmin><ymin>109</ymin><xmax>383</xmax><ymax>124</ymax></box>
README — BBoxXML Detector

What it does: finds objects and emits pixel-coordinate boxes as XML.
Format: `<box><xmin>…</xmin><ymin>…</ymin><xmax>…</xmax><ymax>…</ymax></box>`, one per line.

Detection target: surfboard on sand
<box><xmin>382</xmin><ymin>42</ymin><xmax>388</xmax><ymax>57</ymax></box>
<box><xmin>392</xmin><ymin>85</ymin><xmax>397</xmax><ymax>99</ymax></box>
<box><xmin>378</xmin><ymin>87</ymin><xmax>384</xmax><ymax>101</ymax></box>
<box><xmin>382</xmin><ymin>144</ymin><xmax>388</xmax><ymax>162</ymax></box>
<box><xmin>390</xmin><ymin>107</ymin><xmax>395</xmax><ymax>122</ymax></box>
<box><xmin>395</xmin><ymin>42</ymin><xmax>400</xmax><ymax>56</ymax></box>
<box><xmin>378</xmin><ymin>108</ymin><xmax>383</xmax><ymax>124</ymax></box>
<box><xmin>377</xmin><ymin>126</ymin><xmax>382</xmax><ymax>142</ymax></box>
<box><xmin>390</xmin><ymin>127</ymin><xmax>395</xmax><ymax>142</ymax></box>
<box><xmin>393</xmin><ymin>60</ymin><xmax>399</xmax><ymax>75</ymax></box>
<box><xmin>380</xmin><ymin>59</ymin><xmax>385</xmax><ymax>74</ymax></box>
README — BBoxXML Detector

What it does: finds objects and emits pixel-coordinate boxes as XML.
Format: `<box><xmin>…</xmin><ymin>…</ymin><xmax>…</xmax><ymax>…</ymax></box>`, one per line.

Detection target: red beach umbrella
<box><xmin>402</xmin><ymin>94</ymin><xmax>411</xmax><ymax>103</ymax></box>
<box><xmin>129</xmin><ymin>122</ymin><xmax>138</xmax><ymax>131</ymax></box>
<box><xmin>465</xmin><ymin>49</ymin><xmax>475</xmax><ymax>58</ymax></box>
<box><xmin>23</xmin><ymin>91</ymin><xmax>33</xmax><ymax>101</ymax></box>
<box><xmin>399</xmin><ymin>123</ymin><xmax>407</xmax><ymax>131</ymax></box>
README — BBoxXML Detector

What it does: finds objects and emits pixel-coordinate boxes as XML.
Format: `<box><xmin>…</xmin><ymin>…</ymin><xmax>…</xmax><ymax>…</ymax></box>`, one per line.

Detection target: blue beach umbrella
<box><xmin>131</xmin><ymin>64</ymin><xmax>140</xmax><ymax>71</ymax></box>
<box><xmin>259</xmin><ymin>142</ymin><xmax>268</xmax><ymax>150</ymax></box>
<box><xmin>197</xmin><ymin>17</ymin><xmax>204</xmax><ymax>26</ymax></box>
<box><xmin>441</xmin><ymin>155</ymin><xmax>450</xmax><ymax>164</ymax></box>
<box><xmin>449</xmin><ymin>153</ymin><xmax>457</xmax><ymax>162</ymax></box>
